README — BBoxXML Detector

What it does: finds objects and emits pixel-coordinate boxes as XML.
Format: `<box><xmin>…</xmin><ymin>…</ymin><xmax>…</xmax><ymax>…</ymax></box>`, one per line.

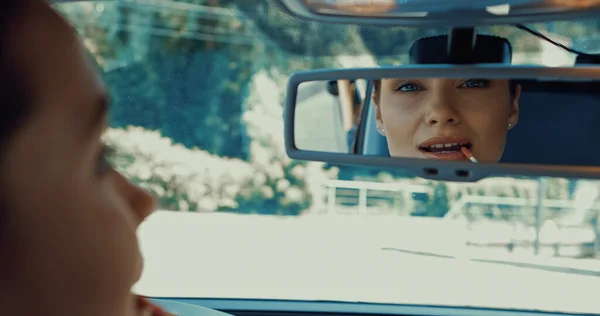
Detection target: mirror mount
<box><xmin>409</xmin><ymin>33</ymin><xmax>511</xmax><ymax>65</ymax></box>
<box><xmin>447</xmin><ymin>27</ymin><xmax>477</xmax><ymax>64</ymax></box>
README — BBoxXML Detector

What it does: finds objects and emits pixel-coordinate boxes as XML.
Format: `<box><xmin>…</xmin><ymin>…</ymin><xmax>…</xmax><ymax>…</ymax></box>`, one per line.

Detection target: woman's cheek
<box><xmin>481</xmin><ymin>121</ymin><xmax>509</xmax><ymax>163</ymax></box>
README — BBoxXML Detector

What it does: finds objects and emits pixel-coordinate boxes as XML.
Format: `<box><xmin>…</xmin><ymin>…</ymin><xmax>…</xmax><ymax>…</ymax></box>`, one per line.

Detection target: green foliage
<box><xmin>424</xmin><ymin>182</ymin><xmax>450</xmax><ymax>217</ymax></box>
<box><xmin>104</xmin><ymin>126</ymin><xmax>331</xmax><ymax>215</ymax></box>
<box><xmin>103</xmin><ymin>48</ymin><xmax>251</xmax><ymax>159</ymax></box>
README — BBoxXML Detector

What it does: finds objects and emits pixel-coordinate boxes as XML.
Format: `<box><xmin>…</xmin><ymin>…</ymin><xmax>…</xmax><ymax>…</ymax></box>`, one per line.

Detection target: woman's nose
<box><xmin>116</xmin><ymin>173</ymin><xmax>156</xmax><ymax>224</ymax></box>
<box><xmin>427</xmin><ymin>115</ymin><xmax>459</xmax><ymax>126</ymax></box>
<box><xmin>424</xmin><ymin>93</ymin><xmax>460</xmax><ymax>127</ymax></box>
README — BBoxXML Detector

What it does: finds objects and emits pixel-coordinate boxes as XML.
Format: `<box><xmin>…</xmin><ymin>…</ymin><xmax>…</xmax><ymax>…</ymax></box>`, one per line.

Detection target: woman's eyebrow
<box><xmin>386</xmin><ymin>78</ymin><xmax>404</xmax><ymax>86</ymax></box>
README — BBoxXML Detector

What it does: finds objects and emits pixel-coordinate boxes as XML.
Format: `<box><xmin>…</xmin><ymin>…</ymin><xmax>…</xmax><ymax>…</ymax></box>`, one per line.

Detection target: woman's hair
<box><xmin>0</xmin><ymin>0</ymin><xmax>30</xmax><ymax>150</ymax></box>
<box><xmin>0</xmin><ymin>0</ymin><xmax>29</xmax><ymax>228</ymax></box>
<box><xmin>373</xmin><ymin>79</ymin><xmax>519</xmax><ymax>101</ymax></box>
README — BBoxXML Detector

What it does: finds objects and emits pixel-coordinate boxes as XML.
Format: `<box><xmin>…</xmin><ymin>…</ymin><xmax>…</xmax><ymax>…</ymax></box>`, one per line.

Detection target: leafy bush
<box><xmin>104</xmin><ymin>124</ymin><xmax>337</xmax><ymax>214</ymax></box>
<box><xmin>104</xmin><ymin>126</ymin><xmax>254</xmax><ymax>212</ymax></box>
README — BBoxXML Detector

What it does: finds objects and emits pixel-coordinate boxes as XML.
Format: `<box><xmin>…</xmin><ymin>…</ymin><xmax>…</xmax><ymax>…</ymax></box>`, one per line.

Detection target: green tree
<box><xmin>425</xmin><ymin>182</ymin><xmax>450</xmax><ymax>217</ymax></box>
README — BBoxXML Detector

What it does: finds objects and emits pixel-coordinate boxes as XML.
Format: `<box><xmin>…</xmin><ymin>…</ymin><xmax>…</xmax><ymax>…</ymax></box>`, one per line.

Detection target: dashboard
<box><xmin>151</xmin><ymin>298</ymin><xmax>596</xmax><ymax>316</ymax></box>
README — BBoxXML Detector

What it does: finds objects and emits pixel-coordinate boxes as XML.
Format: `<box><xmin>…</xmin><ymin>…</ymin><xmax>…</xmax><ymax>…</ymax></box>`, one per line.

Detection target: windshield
<box><xmin>57</xmin><ymin>1</ymin><xmax>600</xmax><ymax>314</ymax></box>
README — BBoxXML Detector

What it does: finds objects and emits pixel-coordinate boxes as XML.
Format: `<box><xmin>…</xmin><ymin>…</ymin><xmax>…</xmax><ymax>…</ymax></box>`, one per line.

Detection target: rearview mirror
<box><xmin>276</xmin><ymin>0</ymin><xmax>600</xmax><ymax>27</ymax></box>
<box><xmin>285</xmin><ymin>66</ymin><xmax>600</xmax><ymax>181</ymax></box>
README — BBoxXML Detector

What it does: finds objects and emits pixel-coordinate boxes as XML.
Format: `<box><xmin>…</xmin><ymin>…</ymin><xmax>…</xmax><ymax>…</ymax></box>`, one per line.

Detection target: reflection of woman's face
<box><xmin>374</xmin><ymin>78</ymin><xmax>520</xmax><ymax>163</ymax></box>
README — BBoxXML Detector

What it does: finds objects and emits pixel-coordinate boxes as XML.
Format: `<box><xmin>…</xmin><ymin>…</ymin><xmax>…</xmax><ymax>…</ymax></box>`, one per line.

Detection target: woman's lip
<box><xmin>418</xmin><ymin>135</ymin><xmax>472</xmax><ymax>148</ymax></box>
<box><xmin>421</xmin><ymin>150</ymin><xmax>470</xmax><ymax>161</ymax></box>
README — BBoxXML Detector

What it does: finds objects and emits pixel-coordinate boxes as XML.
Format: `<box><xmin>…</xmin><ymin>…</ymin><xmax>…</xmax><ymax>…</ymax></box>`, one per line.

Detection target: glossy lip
<box><xmin>418</xmin><ymin>136</ymin><xmax>473</xmax><ymax>161</ymax></box>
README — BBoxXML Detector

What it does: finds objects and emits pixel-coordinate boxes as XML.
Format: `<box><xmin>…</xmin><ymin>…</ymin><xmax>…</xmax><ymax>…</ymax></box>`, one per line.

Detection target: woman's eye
<box><xmin>96</xmin><ymin>144</ymin><xmax>115</xmax><ymax>174</ymax></box>
<box><xmin>461</xmin><ymin>79</ymin><xmax>489</xmax><ymax>88</ymax></box>
<box><xmin>395</xmin><ymin>83</ymin><xmax>421</xmax><ymax>92</ymax></box>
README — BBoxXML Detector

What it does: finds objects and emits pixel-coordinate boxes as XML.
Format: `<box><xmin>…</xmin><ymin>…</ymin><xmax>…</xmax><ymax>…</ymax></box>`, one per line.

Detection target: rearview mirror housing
<box><xmin>284</xmin><ymin>65</ymin><xmax>600</xmax><ymax>182</ymax></box>
<box><xmin>275</xmin><ymin>0</ymin><xmax>600</xmax><ymax>27</ymax></box>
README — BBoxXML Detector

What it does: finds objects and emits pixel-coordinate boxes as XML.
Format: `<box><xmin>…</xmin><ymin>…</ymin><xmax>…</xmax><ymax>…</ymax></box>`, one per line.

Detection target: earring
<box><xmin>377</xmin><ymin>125</ymin><xmax>386</xmax><ymax>135</ymax></box>
<box><xmin>508</xmin><ymin>123</ymin><xmax>512</xmax><ymax>129</ymax></box>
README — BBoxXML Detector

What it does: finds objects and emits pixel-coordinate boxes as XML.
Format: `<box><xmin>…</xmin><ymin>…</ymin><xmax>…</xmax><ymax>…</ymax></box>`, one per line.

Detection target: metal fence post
<box><xmin>534</xmin><ymin>178</ymin><xmax>546</xmax><ymax>255</ymax></box>
<box><xmin>594</xmin><ymin>210</ymin><xmax>600</xmax><ymax>258</ymax></box>
<box><xmin>358</xmin><ymin>188</ymin><xmax>367</xmax><ymax>215</ymax></box>
<box><xmin>327</xmin><ymin>186</ymin><xmax>336</xmax><ymax>215</ymax></box>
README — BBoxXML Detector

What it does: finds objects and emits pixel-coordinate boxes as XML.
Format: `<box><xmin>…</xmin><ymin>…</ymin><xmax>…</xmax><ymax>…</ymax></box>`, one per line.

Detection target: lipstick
<box><xmin>460</xmin><ymin>146</ymin><xmax>478</xmax><ymax>163</ymax></box>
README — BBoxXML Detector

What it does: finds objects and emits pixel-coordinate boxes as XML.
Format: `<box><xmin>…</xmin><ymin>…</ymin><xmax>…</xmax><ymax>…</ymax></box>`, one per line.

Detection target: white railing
<box><xmin>324</xmin><ymin>179</ymin><xmax>431</xmax><ymax>215</ymax></box>
<box><xmin>443</xmin><ymin>194</ymin><xmax>600</xmax><ymax>256</ymax></box>
<box><xmin>444</xmin><ymin>195</ymin><xmax>600</xmax><ymax>220</ymax></box>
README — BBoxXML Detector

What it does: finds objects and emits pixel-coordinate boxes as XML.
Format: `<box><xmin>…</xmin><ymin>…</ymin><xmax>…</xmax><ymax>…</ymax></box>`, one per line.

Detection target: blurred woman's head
<box><xmin>0</xmin><ymin>1</ymin><xmax>155</xmax><ymax>315</ymax></box>
<box><xmin>372</xmin><ymin>78</ymin><xmax>520</xmax><ymax>163</ymax></box>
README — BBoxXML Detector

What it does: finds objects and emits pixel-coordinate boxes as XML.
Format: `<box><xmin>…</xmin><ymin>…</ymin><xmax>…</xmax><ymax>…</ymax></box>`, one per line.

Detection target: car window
<box><xmin>57</xmin><ymin>1</ymin><xmax>600</xmax><ymax>314</ymax></box>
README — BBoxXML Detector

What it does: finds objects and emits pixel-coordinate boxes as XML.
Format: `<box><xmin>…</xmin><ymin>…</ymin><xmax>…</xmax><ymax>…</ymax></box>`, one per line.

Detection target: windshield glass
<box><xmin>57</xmin><ymin>1</ymin><xmax>600</xmax><ymax>314</ymax></box>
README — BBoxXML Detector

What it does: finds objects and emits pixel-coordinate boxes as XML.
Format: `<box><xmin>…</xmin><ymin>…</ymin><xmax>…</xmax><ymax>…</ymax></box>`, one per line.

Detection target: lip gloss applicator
<box><xmin>461</xmin><ymin>146</ymin><xmax>478</xmax><ymax>163</ymax></box>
